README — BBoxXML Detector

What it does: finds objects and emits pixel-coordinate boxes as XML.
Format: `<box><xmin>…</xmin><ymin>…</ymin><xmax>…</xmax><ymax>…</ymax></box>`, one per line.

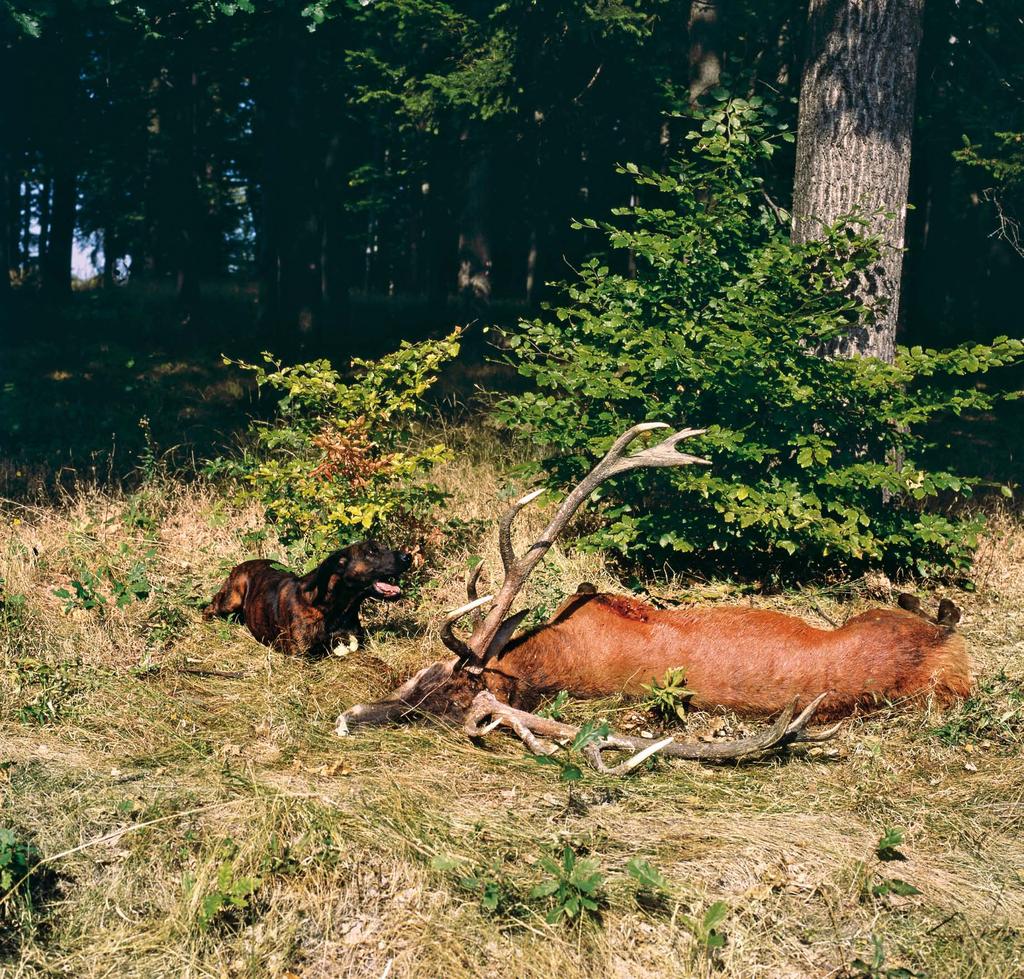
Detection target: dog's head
<box><xmin>306</xmin><ymin>540</ymin><xmax>413</xmax><ymax>606</ymax></box>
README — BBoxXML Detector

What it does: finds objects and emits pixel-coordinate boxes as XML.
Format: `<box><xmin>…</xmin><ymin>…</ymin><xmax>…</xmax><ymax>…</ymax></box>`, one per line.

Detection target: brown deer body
<box><xmin>337</xmin><ymin>423</ymin><xmax>972</xmax><ymax>774</ymax></box>
<box><xmin>481</xmin><ymin>591</ymin><xmax>971</xmax><ymax>719</ymax></box>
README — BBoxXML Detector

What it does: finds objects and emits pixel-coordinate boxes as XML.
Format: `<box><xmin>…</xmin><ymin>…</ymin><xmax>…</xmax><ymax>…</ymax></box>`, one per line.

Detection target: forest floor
<box><xmin>2</xmin><ymin>437</ymin><xmax>1024</xmax><ymax>979</ymax></box>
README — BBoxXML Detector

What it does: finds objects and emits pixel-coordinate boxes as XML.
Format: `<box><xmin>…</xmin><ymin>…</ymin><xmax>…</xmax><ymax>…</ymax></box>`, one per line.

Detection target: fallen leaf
<box><xmin>316</xmin><ymin>760</ymin><xmax>352</xmax><ymax>777</ymax></box>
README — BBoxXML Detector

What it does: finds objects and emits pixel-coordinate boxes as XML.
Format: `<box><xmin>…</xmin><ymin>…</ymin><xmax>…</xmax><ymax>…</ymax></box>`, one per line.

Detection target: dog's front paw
<box><xmin>331</xmin><ymin>634</ymin><xmax>360</xmax><ymax>657</ymax></box>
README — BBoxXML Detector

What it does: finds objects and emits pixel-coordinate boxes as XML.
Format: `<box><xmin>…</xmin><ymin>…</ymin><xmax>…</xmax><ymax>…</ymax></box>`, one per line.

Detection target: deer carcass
<box><xmin>336</xmin><ymin>423</ymin><xmax>972</xmax><ymax>774</ymax></box>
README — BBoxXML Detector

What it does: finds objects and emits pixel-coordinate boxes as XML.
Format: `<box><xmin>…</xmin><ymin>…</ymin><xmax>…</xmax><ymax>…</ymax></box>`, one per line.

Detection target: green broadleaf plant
<box><xmin>497</xmin><ymin>93</ymin><xmax>1023</xmax><ymax>579</ymax></box>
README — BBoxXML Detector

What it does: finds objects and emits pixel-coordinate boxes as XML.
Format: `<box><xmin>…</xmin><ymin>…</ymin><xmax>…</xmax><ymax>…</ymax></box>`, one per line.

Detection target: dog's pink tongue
<box><xmin>373</xmin><ymin>581</ymin><xmax>401</xmax><ymax>597</ymax></box>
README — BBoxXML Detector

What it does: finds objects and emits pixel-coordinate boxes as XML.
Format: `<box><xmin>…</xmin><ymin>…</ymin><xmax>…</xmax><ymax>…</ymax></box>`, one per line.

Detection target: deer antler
<box><xmin>337</xmin><ymin>420</ymin><xmax>845</xmax><ymax>773</ymax></box>
<box><xmin>440</xmin><ymin>595</ymin><xmax>493</xmax><ymax>661</ymax></box>
<box><xmin>463</xmin><ymin>691</ymin><xmax>842</xmax><ymax>775</ymax></box>
<box><xmin>445</xmin><ymin>423</ymin><xmax>710</xmax><ymax>666</ymax></box>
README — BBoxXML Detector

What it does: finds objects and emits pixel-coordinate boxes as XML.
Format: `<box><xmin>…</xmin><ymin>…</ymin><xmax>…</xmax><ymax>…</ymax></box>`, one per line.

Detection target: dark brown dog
<box><xmin>203</xmin><ymin>541</ymin><xmax>412</xmax><ymax>656</ymax></box>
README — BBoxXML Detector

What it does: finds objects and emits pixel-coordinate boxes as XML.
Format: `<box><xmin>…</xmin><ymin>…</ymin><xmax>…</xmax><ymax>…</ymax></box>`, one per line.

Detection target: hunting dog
<box><xmin>204</xmin><ymin>540</ymin><xmax>412</xmax><ymax>656</ymax></box>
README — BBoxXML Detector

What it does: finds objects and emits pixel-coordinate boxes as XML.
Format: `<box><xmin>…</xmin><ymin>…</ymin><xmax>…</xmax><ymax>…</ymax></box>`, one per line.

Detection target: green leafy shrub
<box><xmin>212</xmin><ymin>330</ymin><xmax>461</xmax><ymax>551</ymax></box>
<box><xmin>53</xmin><ymin>544</ymin><xmax>153</xmax><ymax>613</ymax></box>
<box><xmin>0</xmin><ymin>579</ymin><xmax>27</xmax><ymax>628</ymax></box>
<box><xmin>852</xmin><ymin>829</ymin><xmax>923</xmax><ymax>909</ymax></box>
<box><xmin>497</xmin><ymin>93</ymin><xmax>1023</xmax><ymax>579</ymax></box>
<box><xmin>681</xmin><ymin>900</ymin><xmax>729</xmax><ymax>953</ymax></box>
<box><xmin>850</xmin><ymin>935</ymin><xmax>925</xmax><ymax>979</ymax></box>
<box><xmin>431</xmin><ymin>854</ymin><xmax>530</xmax><ymax>919</ymax></box>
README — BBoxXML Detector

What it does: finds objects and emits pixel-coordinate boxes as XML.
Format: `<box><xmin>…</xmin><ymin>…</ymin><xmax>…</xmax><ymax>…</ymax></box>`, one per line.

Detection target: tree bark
<box><xmin>37</xmin><ymin>175</ymin><xmax>52</xmax><ymax>266</ymax></box>
<box><xmin>0</xmin><ymin>163</ymin><xmax>10</xmax><ymax>295</ymax></box>
<box><xmin>320</xmin><ymin>129</ymin><xmax>350</xmax><ymax>323</ymax></box>
<box><xmin>792</xmin><ymin>0</ymin><xmax>924</xmax><ymax>363</ymax></box>
<box><xmin>688</xmin><ymin>0</ymin><xmax>723</xmax><ymax>107</ymax></box>
<box><xmin>43</xmin><ymin>165</ymin><xmax>75</xmax><ymax>296</ymax></box>
<box><xmin>7</xmin><ymin>165</ymin><xmax>22</xmax><ymax>281</ymax></box>
<box><xmin>255</xmin><ymin>34</ymin><xmax>321</xmax><ymax>343</ymax></box>
<box><xmin>174</xmin><ymin>65</ymin><xmax>201</xmax><ymax>317</ymax></box>
<box><xmin>457</xmin><ymin>132</ymin><xmax>492</xmax><ymax>306</ymax></box>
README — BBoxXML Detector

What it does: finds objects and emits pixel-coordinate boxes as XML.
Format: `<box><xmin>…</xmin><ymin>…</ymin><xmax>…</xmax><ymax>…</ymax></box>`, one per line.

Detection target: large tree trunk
<box><xmin>42</xmin><ymin>165</ymin><xmax>75</xmax><ymax>296</ymax></box>
<box><xmin>6</xmin><ymin>165</ymin><xmax>22</xmax><ymax>282</ymax></box>
<box><xmin>688</xmin><ymin>0</ymin><xmax>722</xmax><ymax>107</ymax></box>
<box><xmin>792</xmin><ymin>0</ymin><xmax>924</xmax><ymax>363</ymax></box>
<box><xmin>174</xmin><ymin>64</ymin><xmax>201</xmax><ymax>318</ymax></box>
<box><xmin>320</xmin><ymin>129</ymin><xmax>350</xmax><ymax>325</ymax></box>
<box><xmin>37</xmin><ymin>175</ymin><xmax>52</xmax><ymax>267</ymax></box>
<box><xmin>456</xmin><ymin>132</ymin><xmax>492</xmax><ymax>307</ymax></box>
<box><xmin>255</xmin><ymin>35</ymin><xmax>321</xmax><ymax>344</ymax></box>
<box><xmin>0</xmin><ymin>162</ymin><xmax>12</xmax><ymax>295</ymax></box>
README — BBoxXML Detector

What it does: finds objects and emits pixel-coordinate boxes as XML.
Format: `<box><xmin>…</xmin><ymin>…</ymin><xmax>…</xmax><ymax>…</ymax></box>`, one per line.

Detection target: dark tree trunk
<box><xmin>525</xmin><ymin>226</ymin><xmax>538</xmax><ymax>304</ymax></box>
<box><xmin>792</xmin><ymin>0</ymin><xmax>924</xmax><ymax>363</ymax></box>
<box><xmin>43</xmin><ymin>166</ymin><xmax>75</xmax><ymax>296</ymax></box>
<box><xmin>0</xmin><ymin>166</ymin><xmax>9</xmax><ymax>296</ymax></box>
<box><xmin>174</xmin><ymin>66</ymin><xmax>201</xmax><ymax>317</ymax></box>
<box><xmin>7</xmin><ymin>166</ymin><xmax>21</xmax><ymax>280</ymax></box>
<box><xmin>141</xmin><ymin>78</ymin><xmax>162</xmax><ymax>277</ymax></box>
<box><xmin>255</xmin><ymin>35</ymin><xmax>321</xmax><ymax>343</ymax></box>
<box><xmin>320</xmin><ymin>130</ymin><xmax>350</xmax><ymax>325</ymax></box>
<box><xmin>103</xmin><ymin>228</ymin><xmax>117</xmax><ymax>289</ymax></box>
<box><xmin>37</xmin><ymin>176</ymin><xmax>52</xmax><ymax>266</ymax></box>
<box><xmin>688</xmin><ymin>0</ymin><xmax>723</xmax><ymax>107</ymax></box>
<box><xmin>457</xmin><ymin>132</ymin><xmax>492</xmax><ymax>307</ymax></box>
<box><xmin>21</xmin><ymin>173</ymin><xmax>31</xmax><ymax>274</ymax></box>
<box><xmin>422</xmin><ymin>159</ymin><xmax>451</xmax><ymax>307</ymax></box>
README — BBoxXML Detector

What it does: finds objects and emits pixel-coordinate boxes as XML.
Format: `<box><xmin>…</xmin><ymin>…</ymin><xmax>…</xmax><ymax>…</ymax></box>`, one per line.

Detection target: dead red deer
<box><xmin>336</xmin><ymin>423</ymin><xmax>972</xmax><ymax>773</ymax></box>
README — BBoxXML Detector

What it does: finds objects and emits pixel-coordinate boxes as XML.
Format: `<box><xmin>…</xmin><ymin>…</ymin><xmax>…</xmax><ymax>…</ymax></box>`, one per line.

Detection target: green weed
<box><xmin>529</xmin><ymin>846</ymin><xmax>605</xmax><ymax>924</ymax></box>
<box><xmin>641</xmin><ymin>667</ymin><xmax>694</xmax><ymax>724</ymax></box>
<box><xmin>186</xmin><ymin>839</ymin><xmax>261</xmax><ymax>931</ymax></box>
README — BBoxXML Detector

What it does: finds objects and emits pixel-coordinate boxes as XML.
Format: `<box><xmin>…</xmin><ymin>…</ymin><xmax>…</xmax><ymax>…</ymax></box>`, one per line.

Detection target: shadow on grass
<box><xmin>0</xmin><ymin>283</ymin><xmax>525</xmax><ymax>500</ymax></box>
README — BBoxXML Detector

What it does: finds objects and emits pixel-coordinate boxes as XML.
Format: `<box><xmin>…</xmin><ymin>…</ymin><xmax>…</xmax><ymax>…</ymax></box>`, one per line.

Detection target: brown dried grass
<box><xmin>2</xmin><ymin>444</ymin><xmax>1023</xmax><ymax>978</ymax></box>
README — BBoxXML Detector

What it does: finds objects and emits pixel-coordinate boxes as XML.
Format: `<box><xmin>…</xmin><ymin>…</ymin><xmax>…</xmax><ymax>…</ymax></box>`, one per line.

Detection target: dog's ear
<box><xmin>304</xmin><ymin>550</ymin><xmax>348</xmax><ymax>602</ymax></box>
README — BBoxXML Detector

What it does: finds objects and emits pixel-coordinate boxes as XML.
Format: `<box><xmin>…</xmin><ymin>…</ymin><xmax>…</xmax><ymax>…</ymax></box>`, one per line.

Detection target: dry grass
<box><xmin>2</xmin><ymin>445</ymin><xmax>1024</xmax><ymax>978</ymax></box>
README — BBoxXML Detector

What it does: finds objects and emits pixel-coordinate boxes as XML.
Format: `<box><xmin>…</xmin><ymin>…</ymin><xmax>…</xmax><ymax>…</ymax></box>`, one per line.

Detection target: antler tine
<box><xmin>466</xmin><ymin>562</ymin><xmax>484</xmax><ymax>602</ymax></box>
<box><xmin>605</xmin><ymin>426</ymin><xmax>711</xmax><ymax>475</ymax></box>
<box><xmin>441</xmin><ymin>594</ymin><xmax>493</xmax><ymax>659</ymax></box>
<box><xmin>462</xmin><ymin>690</ymin><xmax>840</xmax><ymax>775</ymax></box>
<box><xmin>466</xmin><ymin>561</ymin><xmax>486</xmax><ymax>626</ymax></box>
<box><xmin>336</xmin><ymin>659</ymin><xmax>457</xmax><ymax>734</ymax></box>
<box><xmin>781</xmin><ymin>693</ymin><xmax>844</xmax><ymax>743</ymax></box>
<box><xmin>601</xmin><ymin>421</ymin><xmax>673</xmax><ymax>459</ymax></box>
<box><xmin>465</xmin><ymin>422</ymin><xmax>713</xmax><ymax>666</ymax></box>
<box><xmin>583</xmin><ymin>736</ymin><xmax>676</xmax><ymax>775</ymax></box>
<box><xmin>498</xmin><ymin>488</ymin><xmax>544</xmax><ymax>574</ymax></box>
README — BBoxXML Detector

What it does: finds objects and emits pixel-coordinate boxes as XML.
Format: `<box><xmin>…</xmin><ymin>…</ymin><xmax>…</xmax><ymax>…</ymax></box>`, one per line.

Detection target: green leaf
<box><xmin>876</xmin><ymin>827</ymin><xmax>907</xmax><ymax>862</ymax></box>
<box><xmin>626</xmin><ymin>858</ymin><xmax>670</xmax><ymax>892</ymax></box>
<box><xmin>529</xmin><ymin>879</ymin><xmax>561</xmax><ymax>899</ymax></box>
<box><xmin>703</xmin><ymin>900</ymin><xmax>729</xmax><ymax>930</ymax></box>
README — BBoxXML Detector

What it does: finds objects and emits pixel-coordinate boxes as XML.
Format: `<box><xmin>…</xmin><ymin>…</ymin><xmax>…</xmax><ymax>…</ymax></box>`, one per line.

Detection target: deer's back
<box><xmin>491</xmin><ymin>594</ymin><xmax>971</xmax><ymax>717</ymax></box>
